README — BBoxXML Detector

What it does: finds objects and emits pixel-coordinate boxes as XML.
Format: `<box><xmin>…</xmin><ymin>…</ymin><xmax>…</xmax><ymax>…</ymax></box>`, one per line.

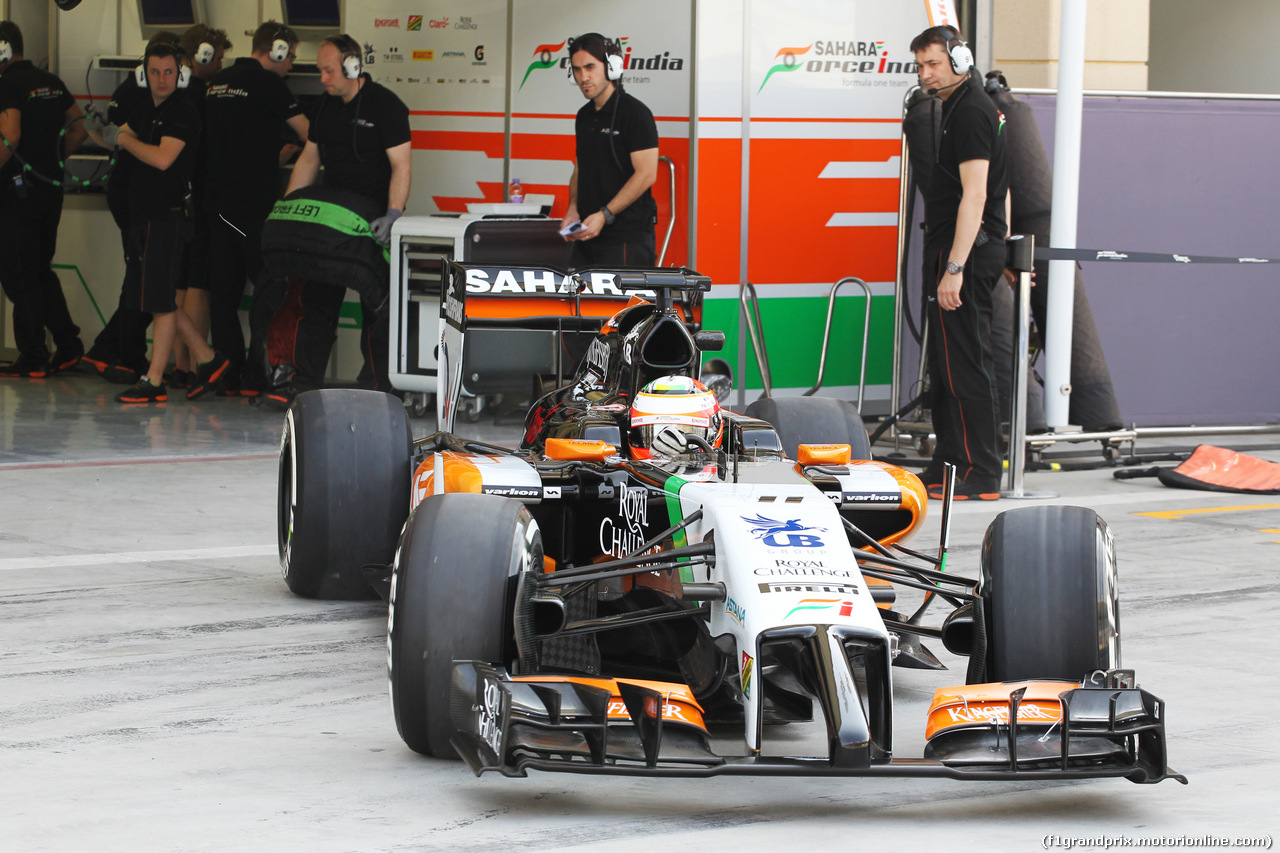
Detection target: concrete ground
<box><xmin>2</xmin><ymin>371</ymin><xmax>1278</xmax><ymax>852</ymax></box>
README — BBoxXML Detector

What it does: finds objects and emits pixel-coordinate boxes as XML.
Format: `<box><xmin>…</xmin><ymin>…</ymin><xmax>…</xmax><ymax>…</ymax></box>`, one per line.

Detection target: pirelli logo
<box><xmin>758</xmin><ymin>582</ymin><xmax>860</xmax><ymax>595</ymax></box>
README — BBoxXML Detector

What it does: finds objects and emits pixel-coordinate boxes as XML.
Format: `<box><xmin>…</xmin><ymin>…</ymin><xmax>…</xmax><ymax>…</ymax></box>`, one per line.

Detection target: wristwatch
<box><xmin>946</xmin><ymin>260</ymin><xmax>963</xmax><ymax>275</ymax></box>
<box><xmin>599</xmin><ymin>205</ymin><xmax>616</xmax><ymax>226</ymax></box>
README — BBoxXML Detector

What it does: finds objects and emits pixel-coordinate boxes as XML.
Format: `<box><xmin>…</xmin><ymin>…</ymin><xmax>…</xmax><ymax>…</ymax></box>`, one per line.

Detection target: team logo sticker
<box><xmin>741</xmin><ymin>652</ymin><xmax>754</xmax><ymax>699</ymax></box>
<box><xmin>783</xmin><ymin>598</ymin><xmax>856</xmax><ymax>620</ymax></box>
<box><xmin>741</xmin><ymin>514</ymin><xmax>826</xmax><ymax>548</ymax></box>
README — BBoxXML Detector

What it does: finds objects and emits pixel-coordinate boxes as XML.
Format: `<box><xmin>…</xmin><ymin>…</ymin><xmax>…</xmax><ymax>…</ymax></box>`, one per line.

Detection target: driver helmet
<box><xmin>629</xmin><ymin>375</ymin><xmax>723</xmax><ymax>459</ymax></box>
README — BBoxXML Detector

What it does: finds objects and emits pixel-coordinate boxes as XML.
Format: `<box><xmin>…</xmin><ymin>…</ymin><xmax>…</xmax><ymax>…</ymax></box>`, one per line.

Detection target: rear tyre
<box><xmin>278</xmin><ymin>389</ymin><xmax>412</xmax><ymax>599</ymax></box>
<box><xmin>976</xmin><ymin>505</ymin><xmax>1121</xmax><ymax>683</ymax></box>
<box><xmin>745</xmin><ymin>396</ymin><xmax>872</xmax><ymax>460</ymax></box>
<box><xmin>388</xmin><ymin>493</ymin><xmax>541</xmax><ymax>757</ymax></box>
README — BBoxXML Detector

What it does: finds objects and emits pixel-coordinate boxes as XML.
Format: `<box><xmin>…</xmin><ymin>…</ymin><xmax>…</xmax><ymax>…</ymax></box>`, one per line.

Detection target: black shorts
<box><xmin>183</xmin><ymin>212</ymin><xmax>211</xmax><ymax>292</ymax></box>
<box><xmin>125</xmin><ymin>219</ymin><xmax>192</xmax><ymax>314</ymax></box>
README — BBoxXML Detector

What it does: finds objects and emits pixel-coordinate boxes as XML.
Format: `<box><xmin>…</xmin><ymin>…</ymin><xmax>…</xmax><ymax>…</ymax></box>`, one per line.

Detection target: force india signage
<box><xmin>758</xmin><ymin>40</ymin><xmax>918</xmax><ymax>94</ymax></box>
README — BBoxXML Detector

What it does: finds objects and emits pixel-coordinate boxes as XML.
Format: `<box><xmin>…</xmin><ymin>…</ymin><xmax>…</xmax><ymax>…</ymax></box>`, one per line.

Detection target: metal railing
<box><xmin>738</xmin><ymin>281</ymin><xmax>773</xmax><ymax>399</ymax></box>
<box><xmin>803</xmin><ymin>277</ymin><xmax>872</xmax><ymax>411</ymax></box>
<box><xmin>657</xmin><ymin>156</ymin><xmax>676</xmax><ymax>266</ymax></box>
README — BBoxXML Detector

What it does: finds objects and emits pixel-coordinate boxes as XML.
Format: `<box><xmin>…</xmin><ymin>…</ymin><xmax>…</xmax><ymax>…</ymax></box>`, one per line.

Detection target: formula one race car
<box><xmin>277</xmin><ymin>263</ymin><xmax>1184</xmax><ymax>784</ymax></box>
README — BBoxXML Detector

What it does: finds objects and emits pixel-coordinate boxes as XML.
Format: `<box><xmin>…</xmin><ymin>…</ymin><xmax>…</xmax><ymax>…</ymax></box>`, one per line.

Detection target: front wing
<box><xmin>449</xmin><ymin>662</ymin><xmax>1186</xmax><ymax>783</ymax></box>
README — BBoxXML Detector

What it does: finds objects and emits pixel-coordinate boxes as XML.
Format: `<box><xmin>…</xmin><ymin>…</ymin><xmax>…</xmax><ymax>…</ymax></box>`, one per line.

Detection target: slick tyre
<box><xmin>976</xmin><ymin>505</ymin><xmax>1121</xmax><ymax>683</ymax></box>
<box><xmin>745</xmin><ymin>396</ymin><xmax>872</xmax><ymax>461</ymax></box>
<box><xmin>388</xmin><ymin>494</ymin><xmax>540</xmax><ymax>758</ymax></box>
<box><xmin>278</xmin><ymin>389</ymin><xmax>412</xmax><ymax>599</ymax></box>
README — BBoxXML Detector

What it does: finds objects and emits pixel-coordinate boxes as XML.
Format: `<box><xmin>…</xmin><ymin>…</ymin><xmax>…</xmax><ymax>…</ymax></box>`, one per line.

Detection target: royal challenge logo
<box><xmin>758</xmin><ymin>39</ymin><xmax>917</xmax><ymax>93</ymax></box>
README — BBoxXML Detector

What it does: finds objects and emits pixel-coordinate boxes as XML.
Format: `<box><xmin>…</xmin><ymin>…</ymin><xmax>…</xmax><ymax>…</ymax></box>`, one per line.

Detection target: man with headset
<box><xmin>84</xmin><ymin>25</ymin><xmax>230</xmax><ymax>387</ymax></box>
<box><xmin>0</xmin><ymin>20</ymin><xmax>87</xmax><ymax>377</ymax></box>
<box><xmin>203</xmin><ymin>21</ymin><xmax>308</xmax><ymax>397</ymax></box>
<box><xmin>271</xmin><ymin>32</ymin><xmax>410</xmax><ymax>406</ymax></box>
<box><xmin>168</xmin><ymin>24</ymin><xmax>233</xmax><ymax>388</ymax></box>
<box><xmin>85</xmin><ymin>42</ymin><xmax>229</xmax><ymax>403</ymax></box>
<box><xmin>80</xmin><ymin>29</ymin><xmax>186</xmax><ymax>385</ymax></box>
<box><xmin>910</xmin><ymin>25</ymin><xmax>1010</xmax><ymax>501</ymax></box>
<box><xmin>560</xmin><ymin>32</ymin><xmax>658</xmax><ymax>266</ymax></box>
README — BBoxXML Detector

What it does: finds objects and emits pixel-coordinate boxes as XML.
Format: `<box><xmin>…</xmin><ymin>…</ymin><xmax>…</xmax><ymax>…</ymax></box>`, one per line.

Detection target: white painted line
<box><xmin>0</xmin><ymin>545</ymin><xmax>277</xmax><ymax>572</ymax></box>
<box><xmin>825</xmin><ymin>212</ymin><xmax>900</xmax><ymax>227</ymax></box>
<box><xmin>818</xmin><ymin>157</ymin><xmax>901</xmax><ymax>179</ymax></box>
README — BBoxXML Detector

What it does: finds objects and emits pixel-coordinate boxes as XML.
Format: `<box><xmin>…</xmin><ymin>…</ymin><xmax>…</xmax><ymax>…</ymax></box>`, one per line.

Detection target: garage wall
<box><xmin>1022</xmin><ymin>93</ymin><xmax>1280</xmax><ymax>426</ymax></box>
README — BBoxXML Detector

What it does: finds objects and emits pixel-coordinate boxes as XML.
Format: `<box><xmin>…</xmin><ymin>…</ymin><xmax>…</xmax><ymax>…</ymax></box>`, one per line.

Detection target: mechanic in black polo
<box><xmin>203</xmin><ymin>21</ymin><xmax>308</xmax><ymax>397</ymax></box>
<box><xmin>910</xmin><ymin>26</ymin><xmax>1010</xmax><ymax>500</ymax></box>
<box><xmin>169</xmin><ymin>24</ymin><xmax>233</xmax><ymax>389</ymax></box>
<box><xmin>80</xmin><ymin>30</ymin><xmax>183</xmax><ymax>384</ymax></box>
<box><xmin>84</xmin><ymin>27</ymin><xmax>229</xmax><ymax>387</ymax></box>
<box><xmin>86</xmin><ymin>42</ymin><xmax>229</xmax><ymax>403</ymax></box>
<box><xmin>559</xmin><ymin>32</ymin><xmax>658</xmax><ymax>267</ymax></box>
<box><xmin>0</xmin><ymin>20</ymin><xmax>87</xmax><ymax>378</ymax></box>
<box><xmin>274</xmin><ymin>33</ymin><xmax>410</xmax><ymax>406</ymax></box>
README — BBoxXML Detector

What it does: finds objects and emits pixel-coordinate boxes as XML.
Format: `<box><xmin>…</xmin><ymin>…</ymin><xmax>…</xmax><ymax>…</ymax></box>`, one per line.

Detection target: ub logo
<box><xmin>741</xmin><ymin>514</ymin><xmax>826</xmax><ymax>548</ymax></box>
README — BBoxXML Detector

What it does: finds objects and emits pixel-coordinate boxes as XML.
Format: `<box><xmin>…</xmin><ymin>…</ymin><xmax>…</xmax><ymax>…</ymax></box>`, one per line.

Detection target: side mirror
<box><xmin>694</xmin><ymin>330</ymin><xmax>725</xmax><ymax>352</ymax></box>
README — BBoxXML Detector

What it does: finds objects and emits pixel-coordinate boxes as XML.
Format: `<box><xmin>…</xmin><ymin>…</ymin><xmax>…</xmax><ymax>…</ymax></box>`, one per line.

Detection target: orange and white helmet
<box><xmin>629</xmin><ymin>375</ymin><xmax>723</xmax><ymax>459</ymax></box>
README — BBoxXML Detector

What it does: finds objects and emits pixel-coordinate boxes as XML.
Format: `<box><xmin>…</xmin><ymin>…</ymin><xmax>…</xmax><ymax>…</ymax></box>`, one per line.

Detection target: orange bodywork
<box><xmin>925</xmin><ymin>680</ymin><xmax>1078</xmax><ymax>740</ymax></box>
<box><xmin>411</xmin><ymin>452</ymin><xmax>488</xmax><ymax>508</ymax></box>
<box><xmin>853</xmin><ymin>460</ymin><xmax>927</xmax><ymax>549</ymax></box>
<box><xmin>544</xmin><ymin>438</ymin><xmax>618</xmax><ymax>461</ymax></box>
<box><xmin>509</xmin><ymin>675</ymin><xmax>708</xmax><ymax>731</ymax></box>
<box><xmin>464</xmin><ymin>293</ymin><xmax>693</xmax><ymax>324</ymax></box>
<box><xmin>797</xmin><ymin>443</ymin><xmax>853</xmax><ymax>465</ymax></box>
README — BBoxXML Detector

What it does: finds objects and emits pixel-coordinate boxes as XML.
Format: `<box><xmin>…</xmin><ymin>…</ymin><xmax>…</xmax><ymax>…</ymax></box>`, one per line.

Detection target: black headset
<box><xmin>136</xmin><ymin>42</ymin><xmax>190</xmax><ymax>90</ymax></box>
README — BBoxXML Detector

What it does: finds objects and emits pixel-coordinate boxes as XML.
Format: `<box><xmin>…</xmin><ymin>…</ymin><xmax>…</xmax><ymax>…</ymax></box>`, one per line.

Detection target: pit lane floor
<box><xmin>2</xmin><ymin>373</ymin><xmax>1278</xmax><ymax>852</ymax></box>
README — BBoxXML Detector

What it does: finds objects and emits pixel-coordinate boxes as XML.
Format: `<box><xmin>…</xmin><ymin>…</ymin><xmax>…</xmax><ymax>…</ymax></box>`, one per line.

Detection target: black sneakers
<box><xmin>927</xmin><ymin>478</ymin><xmax>1002</xmax><ymax>501</ymax></box>
<box><xmin>0</xmin><ymin>354</ymin><xmax>50</xmax><ymax>378</ymax></box>
<box><xmin>48</xmin><ymin>346</ymin><xmax>85</xmax><ymax>374</ymax></box>
<box><xmin>115</xmin><ymin>376</ymin><xmax>167</xmax><ymax>403</ymax></box>
<box><xmin>264</xmin><ymin>383</ymin><xmax>299</xmax><ymax>411</ymax></box>
<box><xmin>186</xmin><ymin>353</ymin><xmax>231</xmax><ymax>400</ymax></box>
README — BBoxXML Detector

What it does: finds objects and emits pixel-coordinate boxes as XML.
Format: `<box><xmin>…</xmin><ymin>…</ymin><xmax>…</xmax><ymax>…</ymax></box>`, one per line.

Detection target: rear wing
<box><xmin>437</xmin><ymin>263</ymin><xmax>706</xmax><ymax>431</ymax></box>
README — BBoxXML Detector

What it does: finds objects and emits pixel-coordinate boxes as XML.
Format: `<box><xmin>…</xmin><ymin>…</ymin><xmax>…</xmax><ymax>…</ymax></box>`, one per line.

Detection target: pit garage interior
<box><xmin>3</xmin><ymin>0</ymin><xmax>1280</xmax><ymax>849</ymax></box>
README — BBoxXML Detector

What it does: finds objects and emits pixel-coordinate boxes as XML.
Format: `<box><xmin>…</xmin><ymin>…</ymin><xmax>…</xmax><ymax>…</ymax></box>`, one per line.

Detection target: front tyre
<box><xmin>387</xmin><ymin>493</ymin><xmax>541</xmax><ymax>757</ymax></box>
<box><xmin>975</xmin><ymin>505</ymin><xmax>1121</xmax><ymax>683</ymax></box>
